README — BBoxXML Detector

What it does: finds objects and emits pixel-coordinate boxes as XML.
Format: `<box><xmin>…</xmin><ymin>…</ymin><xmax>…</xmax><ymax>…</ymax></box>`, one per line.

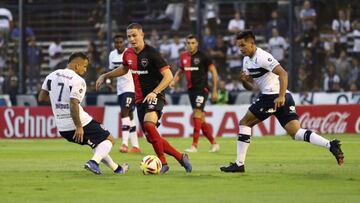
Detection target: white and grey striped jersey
<box><xmin>41</xmin><ymin>69</ymin><xmax>92</xmax><ymax>131</ymax></box>
<box><xmin>243</xmin><ymin>47</ymin><xmax>287</xmax><ymax>95</ymax></box>
<box><xmin>108</xmin><ymin>49</ymin><xmax>135</xmax><ymax>95</ymax></box>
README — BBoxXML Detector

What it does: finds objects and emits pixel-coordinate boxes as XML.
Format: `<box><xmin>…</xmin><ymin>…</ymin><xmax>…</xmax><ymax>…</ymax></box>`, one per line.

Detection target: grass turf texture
<box><xmin>1</xmin><ymin>135</ymin><xmax>359</xmax><ymax>203</ymax></box>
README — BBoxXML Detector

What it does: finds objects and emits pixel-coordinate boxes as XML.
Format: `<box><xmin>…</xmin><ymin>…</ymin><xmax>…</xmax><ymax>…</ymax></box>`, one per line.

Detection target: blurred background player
<box><xmin>220</xmin><ymin>31</ymin><xmax>344</xmax><ymax>173</ymax></box>
<box><xmin>96</xmin><ymin>23</ymin><xmax>192</xmax><ymax>174</ymax></box>
<box><xmin>108</xmin><ymin>34</ymin><xmax>140</xmax><ymax>153</ymax></box>
<box><xmin>170</xmin><ymin>34</ymin><xmax>219</xmax><ymax>153</ymax></box>
<box><xmin>38</xmin><ymin>52</ymin><xmax>129</xmax><ymax>175</ymax></box>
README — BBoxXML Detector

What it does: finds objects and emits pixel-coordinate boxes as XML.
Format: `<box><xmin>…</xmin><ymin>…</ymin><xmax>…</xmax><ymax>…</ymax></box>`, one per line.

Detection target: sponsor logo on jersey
<box><xmin>141</xmin><ymin>58</ymin><xmax>149</xmax><ymax>67</ymax></box>
<box><xmin>184</xmin><ymin>66</ymin><xmax>199</xmax><ymax>71</ymax></box>
<box><xmin>55</xmin><ymin>103</ymin><xmax>70</xmax><ymax>109</ymax></box>
<box><xmin>265</xmin><ymin>108</ymin><xmax>276</xmax><ymax>113</ymax></box>
<box><xmin>55</xmin><ymin>72</ymin><xmax>73</xmax><ymax>80</ymax></box>
<box><xmin>130</xmin><ymin>70</ymin><xmax>149</xmax><ymax>75</ymax></box>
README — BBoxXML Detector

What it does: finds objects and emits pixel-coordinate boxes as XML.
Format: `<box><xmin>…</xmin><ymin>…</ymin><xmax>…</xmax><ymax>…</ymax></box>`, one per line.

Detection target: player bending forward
<box><xmin>38</xmin><ymin>52</ymin><xmax>129</xmax><ymax>175</ymax></box>
<box><xmin>220</xmin><ymin>31</ymin><xmax>344</xmax><ymax>173</ymax></box>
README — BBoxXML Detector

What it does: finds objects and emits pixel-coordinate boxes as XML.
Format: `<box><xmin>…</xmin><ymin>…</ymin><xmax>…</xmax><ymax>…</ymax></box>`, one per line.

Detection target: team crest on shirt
<box><xmin>141</xmin><ymin>58</ymin><xmax>149</xmax><ymax>67</ymax></box>
<box><xmin>268</xmin><ymin>58</ymin><xmax>272</xmax><ymax>62</ymax></box>
<box><xmin>128</xmin><ymin>60</ymin><xmax>133</xmax><ymax>65</ymax></box>
<box><xmin>183</xmin><ymin>59</ymin><xmax>187</xmax><ymax>64</ymax></box>
<box><xmin>79</xmin><ymin>89</ymin><xmax>83</xmax><ymax>93</ymax></box>
<box><xmin>193</xmin><ymin>58</ymin><xmax>200</xmax><ymax>65</ymax></box>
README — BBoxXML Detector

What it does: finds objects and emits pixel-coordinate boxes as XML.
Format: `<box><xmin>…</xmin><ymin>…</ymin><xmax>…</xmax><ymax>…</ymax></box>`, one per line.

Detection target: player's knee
<box><xmin>106</xmin><ymin>135</ymin><xmax>116</xmax><ymax>145</ymax></box>
<box><xmin>120</xmin><ymin>109</ymin><xmax>130</xmax><ymax>118</ymax></box>
<box><xmin>193</xmin><ymin>109</ymin><xmax>203</xmax><ymax>118</ymax></box>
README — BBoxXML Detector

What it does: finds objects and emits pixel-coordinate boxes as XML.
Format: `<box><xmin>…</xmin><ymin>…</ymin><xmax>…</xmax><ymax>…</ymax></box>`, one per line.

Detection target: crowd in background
<box><xmin>0</xmin><ymin>0</ymin><xmax>359</xmax><ymax>105</ymax></box>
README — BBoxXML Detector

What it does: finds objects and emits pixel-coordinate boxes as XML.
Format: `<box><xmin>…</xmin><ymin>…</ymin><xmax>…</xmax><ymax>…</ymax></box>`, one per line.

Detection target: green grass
<box><xmin>1</xmin><ymin>135</ymin><xmax>360</xmax><ymax>203</ymax></box>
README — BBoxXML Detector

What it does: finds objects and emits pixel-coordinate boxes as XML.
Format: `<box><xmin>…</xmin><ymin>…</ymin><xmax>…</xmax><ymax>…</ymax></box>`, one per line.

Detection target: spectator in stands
<box><xmin>323</xmin><ymin>64</ymin><xmax>341</xmax><ymax>92</ymax></box>
<box><xmin>228</xmin><ymin>11</ymin><xmax>245</xmax><ymax>35</ymax></box>
<box><xmin>334</xmin><ymin>50</ymin><xmax>351</xmax><ymax>87</ymax></box>
<box><xmin>349</xmin><ymin>82</ymin><xmax>359</xmax><ymax>92</ymax></box>
<box><xmin>86</xmin><ymin>41</ymin><xmax>104</xmax><ymax>86</ymax></box>
<box><xmin>2</xmin><ymin>68</ymin><xmax>18</xmax><ymax>105</ymax></box>
<box><xmin>10</xmin><ymin>22</ymin><xmax>35</xmax><ymax>43</ymax></box>
<box><xmin>226</xmin><ymin>36</ymin><xmax>242</xmax><ymax>78</ymax></box>
<box><xmin>48</xmin><ymin>37</ymin><xmax>63</xmax><ymax>70</ymax></box>
<box><xmin>209</xmin><ymin>36</ymin><xmax>227</xmax><ymax>80</ymax></box>
<box><xmin>26</xmin><ymin>38</ymin><xmax>42</xmax><ymax>93</ymax></box>
<box><xmin>216</xmin><ymin>80</ymin><xmax>229</xmax><ymax>105</ymax></box>
<box><xmin>149</xmin><ymin>29</ymin><xmax>160</xmax><ymax>49</ymax></box>
<box><xmin>299</xmin><ymin>0</ymin><xmax>317</xmax><ymax>32</ymax></box>
<box><xmin>348</xmin><ymin>57</ymin><xmax>360</xmax><ymax>89</ymax></box>
<box><xmin>203</xmin><ymin>26</ymin><xmax>217</xmax><ymax>51</ymax></box>
<box><xmin>187</xmin><ymin>0</ymin><xmax>197</xmax><ymax>34</ymax></box>
<box><xmin>332</xmin><ymin>9</ymin><xmax>351</xmax><ymax>56</ymax></box>
<box><xmin>0</xmin><ymin>7</ymin><xmax>13</xmax><ymax>56</ymax></box>
<box><xmin>268</xmin><ymin>28</ymin><xmax>288</xmax><ymax>66</ymax></box>
<box><xmin>169</xmin><ymin>35</ymin><xmax>185</xmax><ymax>67</ymax></box>
<box><xmin>352</xmin><ymin>20</ymin><xmax>360</xmax><ymax>58</ymax></box>
<box><xmin>0</xmin><ymin>69</ymin><xmax>4</xmax><ymax>94</ymax></box>
<box><xmin>157</xmin><ymin>0</ymin><xmax>184</xmax><ymax>31</ymax></box>
<box><xmin>0</xmin><ymin>34</ymin><xmax>4</xmax><ymax>70</ymax></box>
<box><xmin>266</xmin><ymin>10</ymin><xmax>287</xmax><ymax>40</ymax></box>
<box><xmin>159</xmin><ymin>34</ymin><xmax>171</xmax><ymax>62</ymax></box>
<box><xmin>225</xmin><ymin>78</ymin><xmax>244</xmax><ymax>92</ymax></box>
<box><xmin>295</xmin><ymin>66</ymin><xmax>311</xmax><ymax>92</ymax></box>
<box><xmin>204</xmin><ymin>0</ymin><xmax>220</xmax><ymax>35</ymax></box>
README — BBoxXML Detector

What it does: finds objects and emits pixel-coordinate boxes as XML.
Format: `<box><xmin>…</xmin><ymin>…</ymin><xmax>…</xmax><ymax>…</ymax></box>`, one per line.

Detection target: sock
<box><xmin>162</xmin><ymin>138</ymin><xmax>182</xmax><ymax>161</ymax></box>
<box><xmin>91</xmin><ymin>140</ymin><xmax>113</xmax><ymax>164</ymax></box>
<box><xmin>101</xmin><ymin>155</ymin><xmax>119</xmax><ymax>171</ymax></box>
<box><xmin>201</xmin><ymin>122</ymin><xmax>216</xmax><ymax>144</ymax></box>
<box><xmin>294</xmin><ymin>129</ymin><xmax>330</xmax><ymax>149</ymax></box>
<box><xmin>236</xmin><ymin>125</ymin><xmax>251</xmax><ymax>166</ymax></box>
<box><xmin>129</xmin><ymin>119</ymin><xmax>139</xmax><ymax>148</ymax></box>
<box><xmin>121</xmin><ymin>117</ymin><xmax>131</xmax><ymax>146</ymax></box>
<box><xmin>143</xmin><ymin>122</ymin><xmax>167</xmax><ymax>165</ymax></box>
<box><xmin>192</xmin><ymin>117</ymin><xmax>203</xmax><ymax>147</ymax></box>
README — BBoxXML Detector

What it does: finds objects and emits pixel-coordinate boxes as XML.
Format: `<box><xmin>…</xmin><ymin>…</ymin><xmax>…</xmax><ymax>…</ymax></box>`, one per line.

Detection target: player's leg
<box><xmin>118</xmin><ymin>93</ymin><xmax>131</xmax><ymax>153</ymax></box>
<box><xmin>100</xmin><ymin>135</ymin><xmax>129</xmax><ymax>174</ymax></box>
<box><xmin>201</xmin><ymin>111</ymin><xmax>219</xmax><ymax>152</ymax></box>
<box><xmin>129</xmin><ymin>110</ymin><xmax>141</xmax><ymax>153</ymax></box>
<box><xmin>277</xmin><ymin>93</ymin><xmax>344</xmax><ymax>165</ymax></box>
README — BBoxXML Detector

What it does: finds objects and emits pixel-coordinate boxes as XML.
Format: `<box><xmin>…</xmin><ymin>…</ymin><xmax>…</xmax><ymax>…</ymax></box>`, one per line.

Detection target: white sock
<box><xmin>101</xmin><ymin>155</ymin><xmax>119</xmax><ymax>171</ymax></box>
<box><xmin>236</xmin><ymin>125</ymin><xmax>251</xmax><ymax>166</ymax></box>
<box><xmin>129</xmin><ymin>118</ymin><xmax>139</xmax><ymax>148</ymax></box>
<box><xmin>91</xmin><ymin>140</ymin><xmax>113</xmax><ymax>163</ymax></box>
<box><xmin>294</xmin><ymin>128</ymin><xmax>330</xmax><ymax>149</ymax></box>
<box><xmin>121</xmin><ymin>117</ymin><xmax>131</xmax><ymax>146</ymax></box>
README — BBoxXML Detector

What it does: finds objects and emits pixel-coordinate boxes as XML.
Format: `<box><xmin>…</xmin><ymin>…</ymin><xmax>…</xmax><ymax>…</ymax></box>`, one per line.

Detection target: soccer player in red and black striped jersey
<box><xmin>96</xmin><ymin>23</ymin><xmax>192</xmax><ymax>174</ymax></box>
<box><xmin>170</xmin><ymin>34</ymin><xmax>220</xmax><ymax>153</ymax></box>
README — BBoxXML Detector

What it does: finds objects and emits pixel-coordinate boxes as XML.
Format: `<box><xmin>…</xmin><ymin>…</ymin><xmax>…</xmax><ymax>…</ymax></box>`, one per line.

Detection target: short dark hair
<box><xmin>113</xmin><ymin>34</ymin><xmax>125</xmax><ymax>41</ymax></box>
<box><xmin>236</xmin><ymin>30</ymin><xmax>256</xmax><ymax>41</ymax></box>
<box><xmin>68</xmin><ymin>52</ymin><xmax>88</xmax><ymax>64</ymax></box>
<box><xmin>186</xmin><ymin>34</ymin><xmax>197</xmax><ymax>41</ymax></box>
<box><xmin>127</xmin><ymin>23</ymin><xmax>142</xmax><ymax>30</ymax></box>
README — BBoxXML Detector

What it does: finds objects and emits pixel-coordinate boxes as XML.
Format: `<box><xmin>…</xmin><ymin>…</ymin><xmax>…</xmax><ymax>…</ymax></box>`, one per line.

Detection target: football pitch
<box><xmin>1</xmin><ymin>135</ymin><xmax>359</xmax><ymax>203</ymax></box>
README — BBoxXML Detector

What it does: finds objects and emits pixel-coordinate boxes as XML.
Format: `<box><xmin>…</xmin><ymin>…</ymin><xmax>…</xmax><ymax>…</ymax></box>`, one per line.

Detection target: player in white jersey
<box><xmin>220</xmin><ymin>31</ymin><xmax>344</xmax><ymax>173</ymax></box>
<box><xmin>38</xmin><ymin>52</ymin><xmax>129</xmax><ymax>175</ymax></box>
<box><xmin>109</xmin><ymin>34</ymin><xmax>140</xmax><ymax>153</ymax></box>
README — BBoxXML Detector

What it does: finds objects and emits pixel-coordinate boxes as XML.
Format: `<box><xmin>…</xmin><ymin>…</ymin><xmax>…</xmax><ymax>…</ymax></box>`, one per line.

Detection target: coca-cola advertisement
<box><xmin>0</xmin><ymin>107</ymin><xmax>105</xmax><ymax>139</ymax></box>
<box><xmin>297</xmin><ymin>105</ymin><xmax>360</xmax><ymax>134</ymax></box>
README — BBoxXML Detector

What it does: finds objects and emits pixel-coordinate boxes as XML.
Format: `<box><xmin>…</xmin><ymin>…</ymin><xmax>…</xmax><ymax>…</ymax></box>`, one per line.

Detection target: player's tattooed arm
<box><xmin>70</xmin><ymin>98</ymin><xmax>84</xmax><ymax>143</ymax></box>
<box><xmin>239</xmin><ymin>70</ymin><xmax>255</xmax><ymax>90</ymax></box>
<box><xmin>272</xmin><ymin>65</ymin><xmax>288</xmax><ymax>110</ymax></box>
<box><xmin>143</xmin><ymin>68</ymin><xmax>173</xmax><ymax>103</ymax></box>
<box><xmin>96</xmin><ymin>65</ymin><xmax>129</xmax><ymax>90</ymax></box>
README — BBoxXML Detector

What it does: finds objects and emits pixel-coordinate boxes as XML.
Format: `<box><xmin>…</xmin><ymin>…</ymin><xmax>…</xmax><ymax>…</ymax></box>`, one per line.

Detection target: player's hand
<box><xmin>274</xmin><ymin>95</ymin><xmax>285</xmax><ymax>111</ymax></box>
<box><xmin>211</xmin><ymin>91</ymin><xmax>218</xmax><ymax>103</ymax></box>
<box><xmin>143</xmin><ymin>92</ymin><xmax>157</xmax><ymax>104</ymax></box>
<box><xmin>239</xmin><ymin>71</ymin><xmax>247</xmax><ymax>81</ymax></box>
<box><xmin>95</xmin><ymin>75</ymin><xmax>105</xmax><ymax>91</ymax></box>
<box><xmin>73</xmin><ymin>127</ymin><xmax>84</xmax><ymax>144</ymax></box>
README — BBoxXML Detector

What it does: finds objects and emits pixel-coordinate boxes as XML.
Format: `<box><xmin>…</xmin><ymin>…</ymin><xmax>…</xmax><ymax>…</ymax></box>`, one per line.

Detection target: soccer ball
<box><xmin>140</xmin><ymin>155</ymin><xmax>162</xmax><ymax>175</ymax></box>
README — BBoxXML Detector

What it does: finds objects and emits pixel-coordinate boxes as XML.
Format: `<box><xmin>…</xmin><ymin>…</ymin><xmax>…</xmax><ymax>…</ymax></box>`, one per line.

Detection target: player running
<box><xmin>220</xmin><ymin>31</ymin><xmax>344</xmax><ymax>173</ymax></box>
<box><xmin>38</xmin><ymin>52</ymin><xmax>129</xmax><ymax>175</ymax></box>
<box><xmin>96</xmin><ymin>23</ymin><xmax>192</xmax><ymax>174</ymax></box>
<box><xmin>170</xmin><ymin>34</ymin><xmax>220</xmax><ymax>153</ymax></box>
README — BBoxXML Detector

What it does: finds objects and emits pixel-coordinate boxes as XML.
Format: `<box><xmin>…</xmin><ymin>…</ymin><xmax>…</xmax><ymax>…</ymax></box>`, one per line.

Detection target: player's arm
<box><xmin>239</xmin><ymin>71</ymin><xmax>255</xmax><ymax>90</ymax></box>
<box><xmin>70</xmin><ymin>98</ymin><xmax>84</xmax><ymax>143</ymax></box>
<box><xmin>38</xmin><ymin>89</ymin><xmax>50</xmax><ymax>102</ymax></box>
<box><xmin>209</xmin><ymin>64</ymin><xmax>219</xmax><ymax>102</ymax></box>
<box><xmin>96</xmin><ymin>64</ymin><xmax>129</xmax><ymax>90</ymax></box>
<box><xmin>272</xmin><ymin>64</ymin><xmax>288</xmax><ymax>110</ymax></box>
<box><xmin>169</xmin><ymin>69</ymin><xmax>183</xmax><ymax>88</ymax></box>
<box><xmin>143</xmin><ymin>68</ymin><xmax>173</xmax><ymax>103</ymax></box>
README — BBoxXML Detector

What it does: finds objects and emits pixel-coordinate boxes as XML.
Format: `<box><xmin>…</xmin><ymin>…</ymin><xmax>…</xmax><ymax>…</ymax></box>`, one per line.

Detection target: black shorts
<box><xmin>188</xmin><ymin>90</ymin><xmax>209</xmax><ymax>111</ymax></box>
<box><xmin>249</xmin><ymin>93</ymin><xmax>299</xmax><ymax>127</ymax></box>
<box><xmin>59</xmin><ymin>120</ymin><xmax>110</xmax><ymax>148</ymax></box>
<box><xmin>118</xmin><ymin>92</ymin><xmax>135</xmax><ymax>111</ymax></box>
<box><xmin>136</xmin><ymin>95</ymin><xmax>165</xmax><ymax>128</ymax></box>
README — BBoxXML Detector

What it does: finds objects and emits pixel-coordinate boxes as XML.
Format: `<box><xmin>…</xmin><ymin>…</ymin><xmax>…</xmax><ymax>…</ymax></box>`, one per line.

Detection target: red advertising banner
<box><xmin>297</xmin><ymin>105</ymin><xmax>360</xmax><ymax>134</ymax></box>
<box><xmin>0</xmin><ymin>107</ymin><xmax>105</xmax><ymax>139</ymax></box>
